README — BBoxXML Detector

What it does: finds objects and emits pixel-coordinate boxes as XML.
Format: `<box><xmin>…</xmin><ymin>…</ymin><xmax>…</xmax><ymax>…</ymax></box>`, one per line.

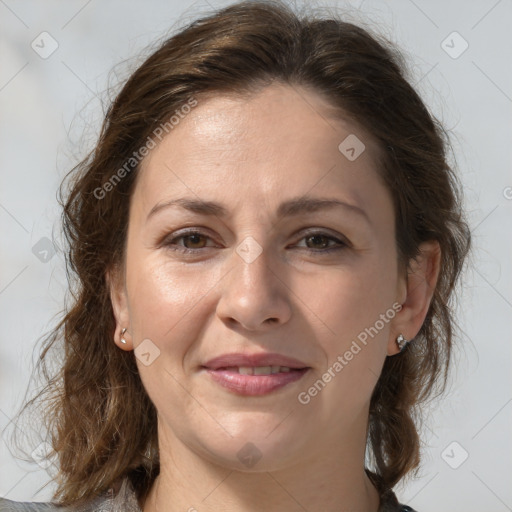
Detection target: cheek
<box><xmin>126</xmin><ymin>255</ymin><xmax>220</xmax><ymax>392</ymax></box>
<box><xmin>125</xmin><ymin>250</ymin><xmax>227</xmax><ymax>355</ymax></box>
<box><xmin>301</xmin><ymin>264</ymin><xmax>396</xmax><ymax>414</ymax></box>
<box><xmin>311</xmin><ymin>256</ymin><xmax>398</xmax><ymax>343</ymax></box>
<box><xmin>301</xmin><ymin>251</ymin><xmax>398</xmax><ymax>411</ymax></box>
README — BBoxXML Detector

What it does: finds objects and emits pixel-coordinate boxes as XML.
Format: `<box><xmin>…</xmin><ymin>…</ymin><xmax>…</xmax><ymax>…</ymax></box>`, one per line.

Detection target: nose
<box><xmin>216</xmin><ymin>239</ymin><xmax>292</xmax><ymax>332</ymax></box>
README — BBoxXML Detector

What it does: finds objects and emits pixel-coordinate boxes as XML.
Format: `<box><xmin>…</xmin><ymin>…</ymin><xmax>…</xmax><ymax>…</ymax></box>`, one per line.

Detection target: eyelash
<box><xmin>162</xmin><ymin>228</ymin><xmax>349</xmax><ymax>255</ymax></box>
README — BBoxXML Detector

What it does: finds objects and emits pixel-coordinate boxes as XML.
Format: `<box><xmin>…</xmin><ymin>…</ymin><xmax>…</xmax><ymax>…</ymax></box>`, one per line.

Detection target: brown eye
<box><xmin>296</xmin><ymin>231</ymin><xmax>348</xmax><ymax>254</ymax></box>
<box><xmin>305</xmin><ymin>234</ymin><xmax>331</xmax><ymax>249</ymax></box>
<box><xmin>164</xmin><ymin>230</ymin><xmax>214</xmax><ymax>253</ymax></box>
<box><xmin>180</xmin><ymin>233</ymin><xmax>208</xmax><ymax>249</ymax></box>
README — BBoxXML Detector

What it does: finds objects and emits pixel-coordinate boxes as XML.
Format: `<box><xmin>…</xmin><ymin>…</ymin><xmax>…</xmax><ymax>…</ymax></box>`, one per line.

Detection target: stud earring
<box><xmin>396</xmin><ymin>333</ymin><xmax>408</xmax><ymax>353</ymax></box>
<box><xmin>120</xmin><ymin>327</ymin><xmax>127</xmax><ymax>344</ymax></box>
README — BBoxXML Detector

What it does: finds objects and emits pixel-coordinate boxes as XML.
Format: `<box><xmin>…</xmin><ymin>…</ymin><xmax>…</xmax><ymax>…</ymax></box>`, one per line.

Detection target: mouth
<box><xmin>201</xmin><ymin>365</ymin><xmax>311</xmax><ymax>396</ymax></box>
<box><xmin>209</xmin><ymin>365</ymin><xmax>306</xmax><ymax>375</ymax></box>
<box><xmin>200</xmin><ymin>352</ymin><xmax>311</xmax><ymax>396</ymax></box>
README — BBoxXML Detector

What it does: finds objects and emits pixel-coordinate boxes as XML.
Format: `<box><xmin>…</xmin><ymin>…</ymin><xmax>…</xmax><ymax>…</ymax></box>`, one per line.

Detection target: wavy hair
<box><xmin>9</xmin><ymin>0</ymin><xmax>471</xmax><ymax>506</ymax></box>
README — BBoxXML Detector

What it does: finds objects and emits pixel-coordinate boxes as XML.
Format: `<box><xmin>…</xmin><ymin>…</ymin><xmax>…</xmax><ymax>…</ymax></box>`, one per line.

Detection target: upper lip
<box><xmin>202</xmin><ymin>352</ymin><xmax>310</xmax><ymax>370</ymax></box>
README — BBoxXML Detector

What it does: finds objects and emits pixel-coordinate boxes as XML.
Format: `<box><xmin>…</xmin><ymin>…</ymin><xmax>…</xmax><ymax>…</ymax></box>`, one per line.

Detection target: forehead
<box><xmin>132</xmin><ymin>83</ymin><xmax>387</xmax><ymax>216</ymax></box>
<box><xmin>163</xmin><ymin>84</ymin><xmax>378</xmax><ymax>155</ymax></box>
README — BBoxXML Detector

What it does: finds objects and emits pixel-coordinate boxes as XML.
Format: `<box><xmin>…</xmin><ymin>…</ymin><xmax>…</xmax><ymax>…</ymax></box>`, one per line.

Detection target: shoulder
<box><xmin>0</xmin><ymin>477</ymin><xmax>141</xmax><ymax>512</ymax></box>
<box><xmin>378</xmin><ymin>487</ymin><xmax>419</xmax><ymax>512</ymax></box>
<box><xmin>0</xmin><ymin>498</ymin><xmax>53</xmax><ymax>511</ymax></box>
<box><xmin>0</xmin><ymin>497</ymin><xmax>112</xmax><ymax>511</ymax></box>
<box><xmin>0</xmin><ymin>493</ymin><xmax>112</xmax><ymax>511</ymax></box>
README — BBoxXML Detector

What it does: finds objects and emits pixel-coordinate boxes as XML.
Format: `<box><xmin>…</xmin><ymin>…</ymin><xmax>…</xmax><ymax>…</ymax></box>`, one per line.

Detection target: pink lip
<box><xmin>201</xmin><ymin>352</ymin><xmax>311</xmax><ymax>396</ymax></box>
<box><xmin>202</xmin><ymin>352</ymin><xmax>309</xmax><ymax>370</ymax></box>
<box><xmin>204</xmin><ymin>368</ymin><xmax>310</xmax><ymax>396</ymax></box>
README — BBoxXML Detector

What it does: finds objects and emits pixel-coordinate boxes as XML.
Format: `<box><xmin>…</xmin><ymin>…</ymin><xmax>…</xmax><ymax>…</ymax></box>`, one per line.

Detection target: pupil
<box><xmin>308</xmin><ymin>235</ymin><xmax>327</xmax><ymax>249</ymax></box>
<box><xmin>187</xmin><ymin>234</ymin><xmax>204</xmax><ymax>248</ymax></box>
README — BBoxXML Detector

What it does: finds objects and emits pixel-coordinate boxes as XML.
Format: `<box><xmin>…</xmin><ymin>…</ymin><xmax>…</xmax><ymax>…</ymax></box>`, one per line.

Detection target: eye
<box><xmin>163</xmin><ymin>230</ymin><xmax>214</xmax><ymax>253</ymax></box>
<box><xmin>294</xmin><ymin>230</ymin><xmax>348</xmax><ymax>254</ymax></box>
<box><xmin>162</xmin><ymin>228</ymin><xmax>349</xmax><ymax>255</ymax></box>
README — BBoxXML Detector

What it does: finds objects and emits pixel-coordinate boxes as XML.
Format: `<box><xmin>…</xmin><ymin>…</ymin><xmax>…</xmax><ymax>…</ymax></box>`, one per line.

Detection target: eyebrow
<box><xmin>146</xmin><ymin>195</ymin><xmax>370</xmax><ymax>224</ymax></box>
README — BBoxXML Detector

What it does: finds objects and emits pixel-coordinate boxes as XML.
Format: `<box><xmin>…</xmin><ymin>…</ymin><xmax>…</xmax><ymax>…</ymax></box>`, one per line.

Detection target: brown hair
<box><xmin>9</xmin><ymin>0</ymin><xmax>471</xmax><ymax>506</ymax></box>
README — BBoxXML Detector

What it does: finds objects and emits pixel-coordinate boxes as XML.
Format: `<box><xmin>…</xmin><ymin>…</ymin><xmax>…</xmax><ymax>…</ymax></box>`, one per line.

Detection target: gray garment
<box><xmin>1</xmin><ymin>477</ymin><xmax>416</xmax><ymax>511</ymax></box>
<box><xmin>0</xmin><ymin>477</ymin><xmax>142</xmax><ymax>512</ymax></box>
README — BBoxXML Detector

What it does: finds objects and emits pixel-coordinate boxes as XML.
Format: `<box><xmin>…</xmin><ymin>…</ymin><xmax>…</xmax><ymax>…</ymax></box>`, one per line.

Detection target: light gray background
<box><xmin>1</xmin><ymin>1</ymin><xmax>511</xmax><ymax>511</ymax></box>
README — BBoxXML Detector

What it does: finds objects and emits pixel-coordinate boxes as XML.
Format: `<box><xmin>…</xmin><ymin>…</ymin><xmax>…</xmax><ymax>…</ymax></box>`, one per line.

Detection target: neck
<box><xmin>140</xmin><ymin>415</ymin><xmax>381</xmax><ymax>512</ymax></box>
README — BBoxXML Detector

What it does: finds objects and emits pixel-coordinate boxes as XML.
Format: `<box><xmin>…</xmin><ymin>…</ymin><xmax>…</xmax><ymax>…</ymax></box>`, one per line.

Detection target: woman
<box><xmin>1</xmin><ymin>1</ymin><xmax>471</xmax><ymax>511</ymax></box>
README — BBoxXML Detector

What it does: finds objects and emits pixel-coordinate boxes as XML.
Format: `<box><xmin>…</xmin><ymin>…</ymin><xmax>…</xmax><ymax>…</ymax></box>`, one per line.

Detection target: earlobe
<box><xmin>387</xmin><ymin>240</ymin><xmax>441</xmax><ymax>356</ymax></box>
<box><xmin>106</xmin><ymin>266</ymin><xmax>132</xmax><ymax>350</ymax></box>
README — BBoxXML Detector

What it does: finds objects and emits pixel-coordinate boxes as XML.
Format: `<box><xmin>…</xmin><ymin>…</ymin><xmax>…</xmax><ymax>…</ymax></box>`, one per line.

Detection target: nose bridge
<box><xmin>217</xmin><ymin>233</ymin><xmax>291</xmax><ymax>330</ymax></box>
<box><xmin>236</xmin><ymin>234</ymin><xmax>274</xmax><ymax>286</ymax></box>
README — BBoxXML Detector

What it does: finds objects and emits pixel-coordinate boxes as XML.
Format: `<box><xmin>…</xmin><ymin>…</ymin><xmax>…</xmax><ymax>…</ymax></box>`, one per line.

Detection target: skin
<box><xmin>108</xmin><ymin>83</ymin><xmax>441</xmax><ymax>512</ymax></box>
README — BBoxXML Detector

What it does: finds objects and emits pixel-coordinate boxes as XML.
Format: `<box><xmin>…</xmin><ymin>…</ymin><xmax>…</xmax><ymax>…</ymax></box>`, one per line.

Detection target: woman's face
<box><xmin>110</xmin><ymin>83</ymin><xmax>409</xmax><ymax>470</ymax></box>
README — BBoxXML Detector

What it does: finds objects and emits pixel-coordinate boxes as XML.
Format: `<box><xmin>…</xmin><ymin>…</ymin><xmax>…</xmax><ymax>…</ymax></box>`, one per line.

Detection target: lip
<box><xmin>204</xmin><ymin>367</ymin><xmax>310</xmax><ymax>396</ymax></box>
<box><xmin>201</xmin><ymin>352</ymin><xmax>311</xmax><ymax>396</ymax></box>
<box><xmin>202</xmin><ymin>352</ymin><xmax>309</xmax><ymax>371</ymax></box>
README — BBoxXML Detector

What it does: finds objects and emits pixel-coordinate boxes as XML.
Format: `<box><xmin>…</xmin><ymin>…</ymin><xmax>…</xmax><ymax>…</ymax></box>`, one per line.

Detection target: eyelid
<box><xmin>161</xmin><ymin>227</ymin><xmax>351</xmax><ymax>254</ymax></box>
<box><xmin>160</xmin><ymin>228</ymin><xmax>218</xmax><ymax>250</ymax></box>
<box><xmin>297</xmin><ymin>228</ymin><xmax>352</xmax><ymax>249</ymax></box>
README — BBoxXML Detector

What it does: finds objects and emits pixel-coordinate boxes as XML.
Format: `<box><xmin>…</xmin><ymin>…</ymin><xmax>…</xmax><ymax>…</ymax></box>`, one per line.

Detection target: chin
<box><xmin>192</xmin><ymin>422</ymin><xmax>309</xmax><ymax>472</ymax></box>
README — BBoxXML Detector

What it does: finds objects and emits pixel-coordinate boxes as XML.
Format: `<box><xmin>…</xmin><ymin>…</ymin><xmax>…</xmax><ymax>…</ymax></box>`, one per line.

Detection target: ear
<box><xmin>387</xmin><ymin>240</ymin><xmax>441</xmax><ymax>356</ymax></box>
<box><xmin>106</xmin><ymin>264</ymin><xmax>132</xmax><ymax>351</ymax></box>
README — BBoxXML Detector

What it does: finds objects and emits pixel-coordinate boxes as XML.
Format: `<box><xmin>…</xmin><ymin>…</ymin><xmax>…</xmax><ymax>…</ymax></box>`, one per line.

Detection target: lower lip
<box><xmin>203</xmin><ymin>368</ymin><xmax>310</xmax><ymax>396</ymax></box>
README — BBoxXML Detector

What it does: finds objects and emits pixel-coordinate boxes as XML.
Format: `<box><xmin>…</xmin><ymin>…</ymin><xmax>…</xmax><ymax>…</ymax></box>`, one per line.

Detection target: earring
<box><xmin>396</xmin><ymin>333</ymin><xmax>408</xmax><ymax>353</ymax></box>
<box><xmin>120</xmin><ymin>327</ymin><xmax>127</xmax><ymax>344</ymax></box>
